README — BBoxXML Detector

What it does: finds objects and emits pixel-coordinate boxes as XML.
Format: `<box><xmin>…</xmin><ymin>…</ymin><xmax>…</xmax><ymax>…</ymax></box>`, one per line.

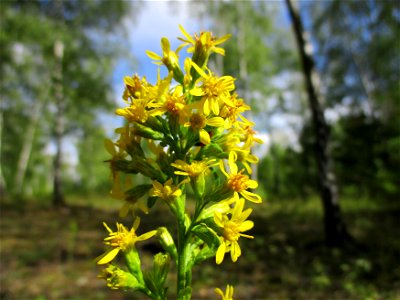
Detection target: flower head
<box><xmin>149</xmin><ymin>178</ymin><xmax>188</xmax><ymax>202</ymax></box>
<box><xmin>171</xmin><ymin>158</ymin><xmax>217</xmax><ymax>178</ymax></box>
<box><xmin>214</xmin><ymin>198</ymin><xmax>254</xmax><ymax>264</ymax></box>
<box><xmin>97</xmin><ymin>219</ymin><xmax>157</xmax><ymax>265</ymax></box>
<box><xmin>184</xmin><ymin>110</ymin><xmax>225</xmax><ymax>145</ymax></box>
<box><xmin>178</xmin><ymin>25</ymin><xmax>231</xmax><ymax>57</ymax></box>
<box><xmin>190</xmin><ymin>62</ymin><xmax>235</xmax><ymax>116</ymax></box>
<box><xmin>220</xmin><ymin>152</ymin><xmax>262</xmax><ymax>203</ymax></box>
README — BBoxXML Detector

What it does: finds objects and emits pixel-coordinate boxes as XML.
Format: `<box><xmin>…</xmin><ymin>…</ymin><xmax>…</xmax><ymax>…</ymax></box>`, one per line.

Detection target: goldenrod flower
<box><xmin>149</xmin><ymin>178</ymin><xmax>188</xmax><ymax>202</ymax></box>
<box><xmin>146</xmin><ymin>38</ymin><xmax>183</xmax><ymax>82</ymax></box>
<box><xmin>238</xmin><ymin>122</ymin><xmax>263</xmax><ymax>149</ymax></box>
<box><xmin>215</xmin><ymin>284</ymin><xmax>234</xmax><ymax>300</ymax></box>
<box><xmin>146</xmin><ymin>37</ymin><xmax>180</xmax><ymax>68</ymax></box>
<box><xmin>123</xmin><ymin>75</ymin><xmax>147</xmax><ymax>101</ymax></box>
<box><xmin>184</xmin><ymin>110</ymin><xmax>225</xmax><ymax>145</ymax></box>
<box><xmin>150</xmin><ymin>85</ymin><xmax>186</xmax><ymax>118</ymax></box>
<box><xmin>171</xmin><ymin>158</ymin><xmax>217</xmax><ymax>178</ymax></box>
<box><xmin>231</xmin><ymin>148</ymin><xmax>259</xmax><ymax>174</ymax></box>
<box><xmin>220</xmin><ymin>93</ymin><xmax>250</xmax><ymax>128</ymax></box>
<box><xmin>190</xmin><ymin>62</ymin><xmax>235</xmax><ymax>116</ymax></box>
<box><xmin>220</xmin><ymin>152</ymin><xmax>262</xmax><ymax>203</ymax></box>
<box><xmin>214</xmin><ymin>198</ymin><xmax>254</xmax><ymax>264</ymax></box>
<box><xmin>97</xmin><ymin>219</ymin><xmax>157</xmax><ymax>265</ymax></box>
<box><xmin>178</xmin><ymin>25</ymin><xmax>231</xmax><ymax>57</ymax></box>
<box><xmin>118</xmin><ymin>74</ymin><xmax>171</xmax><ymax>123</ymax></box>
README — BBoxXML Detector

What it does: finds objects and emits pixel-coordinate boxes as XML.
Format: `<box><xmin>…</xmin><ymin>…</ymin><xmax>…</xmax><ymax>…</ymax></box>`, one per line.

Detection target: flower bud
<box><xmin>99</xmin><ymin>265</ymin><xmax>141</xmax><ymax>291</ymax></box>
<box><xmin>157</xmin><ymin>227</ymin><xmax>177</xmax><ymax>260</ymax></box>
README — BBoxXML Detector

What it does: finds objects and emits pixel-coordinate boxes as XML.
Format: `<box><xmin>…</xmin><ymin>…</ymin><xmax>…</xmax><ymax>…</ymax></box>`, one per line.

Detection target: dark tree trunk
<box><xmin>285</xmin><ymin>0</ymin><xmax>351</xmax><ymax>246</ymax></box>
<box><xmin>52</xmin><ymin>39</ymin><xmax>66</xmax><ymax>208</ymax></box>
<box><xmin>52</xmin><ymin>0</ymin><xmax>66</xmax><ymax>207</ymax></box>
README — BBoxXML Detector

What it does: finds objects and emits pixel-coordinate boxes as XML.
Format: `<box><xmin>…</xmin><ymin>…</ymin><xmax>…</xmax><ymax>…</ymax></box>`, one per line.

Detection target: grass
<box><xmin>1</xmin><ymin>195</ymin><xmax>399</xmax><ymax>299</ymax></box>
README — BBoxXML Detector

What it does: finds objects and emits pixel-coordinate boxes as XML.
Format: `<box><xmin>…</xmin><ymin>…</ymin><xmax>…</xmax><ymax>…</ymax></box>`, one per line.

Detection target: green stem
<box><xmin>177</xmin><ymin>218</ymin><xmax>189</xmax><ymax>299</ymax></box>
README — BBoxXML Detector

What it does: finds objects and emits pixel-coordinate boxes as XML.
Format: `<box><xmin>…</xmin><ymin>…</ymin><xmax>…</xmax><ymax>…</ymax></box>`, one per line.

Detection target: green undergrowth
<box><xmin>1</xmin><ymin>195</ymin><xmax>399</xmax><ymax>299</ymax></box>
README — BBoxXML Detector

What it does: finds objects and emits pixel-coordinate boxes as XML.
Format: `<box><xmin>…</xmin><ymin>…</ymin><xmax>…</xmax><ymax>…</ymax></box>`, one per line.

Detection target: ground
<box><xmin>1</xmin><ymin>195</ymin><xmax>399</xmax><ymax>299</ymax></box>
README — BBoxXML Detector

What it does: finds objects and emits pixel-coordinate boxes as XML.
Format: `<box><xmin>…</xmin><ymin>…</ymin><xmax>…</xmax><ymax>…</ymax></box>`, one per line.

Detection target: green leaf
<box><xmin>191</xmin><ymin>223</ymin><xmax>220</xmax><ymax>250</ymax></box>
<box><xmin>125</xmin><ymin>184</ymin><xmax>152</xmax><ymax>201</ymax></box>
<box><xmin>202</xmin><ymin>185</ymin><xmax>233</xmax><ymax>203</ymax></box>
<box><xmin>143</xmin><ymin>253</ymin><xmax>170</xmax><ymax>299</ymax></box>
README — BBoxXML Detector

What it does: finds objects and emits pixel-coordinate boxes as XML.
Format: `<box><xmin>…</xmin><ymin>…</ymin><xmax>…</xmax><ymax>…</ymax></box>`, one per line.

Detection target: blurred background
<box><xmin>1</xmin><ymin>0</ymin><xmax>399</xmax><ymax>299</ymax></box>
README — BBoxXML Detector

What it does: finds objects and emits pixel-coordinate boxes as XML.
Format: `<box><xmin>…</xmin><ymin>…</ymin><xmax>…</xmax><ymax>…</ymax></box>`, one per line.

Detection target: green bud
<box><xmin>125</xmin><ymin>184</ymin><xmax>153</xmax><ymax>202</ymax></box>
<box><xmin>99</xmin><ymin>265</ymin><xmax>141</xmax><ymax>291</ymax></box>
<box><xmin>124</xmin><ymin>248</ymin><xmax>144</xmax><ymax>283</ymax></box>
<box><xmin>146</xmin><ymin>116</ymin><xmax>164</xmax><ymax>133</ymax></box>
<box><xmin>157</xmin><ymin>227</ymin><xmax>177</xmax><ymax>261</ymax></box>
<box><xmin>153</xmin><ymin>253</ymin><xmax>170</xmax><ymax>286</ymax></box>
<box><xmin>134</xmin><ymin>123</ymin><xmax>164</xmax><ymax>140</ymax></box>
<box><xmin>131</xmin><ymin>157</ymin><xmax>165</xmax><ymax>182</ymax></box>
<box><xmin>126</xmin><ymin>139</ymin><xmax>145</xmax><ymax>158</ymax></box>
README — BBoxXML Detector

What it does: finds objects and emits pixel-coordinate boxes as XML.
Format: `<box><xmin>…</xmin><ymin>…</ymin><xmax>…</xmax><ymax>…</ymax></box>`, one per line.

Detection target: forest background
<box><xmin>1</xmin><ymin>0</ymin><xmax>399</xmax><ymax>299</ymax></box>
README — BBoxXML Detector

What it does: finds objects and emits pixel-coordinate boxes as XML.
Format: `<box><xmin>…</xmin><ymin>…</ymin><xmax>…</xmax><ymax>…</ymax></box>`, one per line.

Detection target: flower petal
<box><xmin>137</xmin><ymin>230</ymin><xmax>157</xmax><ymax>242</ymax></box>
<box><xmin>206</xmin><ymin>117</ymin><xmax>225</xmax><ymax>127</ymax></box>
<box><xmin>216</xmin><ymin>242</ymin><xmax>226</xmax><ymax>265</ymax></box>
<box><xmin>240</xmin><ymin>190</ymin><xmax>262</xmax><ymax>203</ymax></box>
<box><xmin>97</xmin><ymin>248</ymin><xmax>120</xmax><ymax>265</ymax></box>
<box><xmin>247</xmin><ymin>179</ymin><xmax>258</xmax><ymax>189</ymax></box>
<box><xmin>230</xmin><ymin>241</ymin><xmax>241</xmax><ymax>262</ymax></box>
<box><xmin>214</xmin><ymin>212</ymin><xmax>225</xmax><ymax>228</ymax></box>
<box><xmin>238</xmin><ymin>220</ymin><xmax>254</xmax><ymax>232</ymax></box>
<box><xmin>146</xmin><ymin>50</ymin><xmax>162</xmax><ymax>61</ymax></box>
<box><xmin>228</xmin><ymin>152</ymin><xmax>238</xmax><ymax>174</ymax></box>
<box><xmin>199</xmin><ymin>129</ymin><xmax>211</xmax><ymax>145</ymax></box>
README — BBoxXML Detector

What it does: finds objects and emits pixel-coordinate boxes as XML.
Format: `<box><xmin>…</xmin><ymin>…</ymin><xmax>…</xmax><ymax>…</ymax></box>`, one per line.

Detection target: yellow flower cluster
<box><xmin>98</xmin><ymin>25</ymin><xmax>263</xmax><ymax>300</ymax></box>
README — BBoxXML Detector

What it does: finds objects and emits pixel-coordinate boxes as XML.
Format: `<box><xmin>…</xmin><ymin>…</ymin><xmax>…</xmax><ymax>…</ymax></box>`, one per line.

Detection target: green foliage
<box><xmin>332</xmin><ymin>114</ymin><xmax>400</xmax><ymax>199</ymax></box>
<box><xmin>0</xmin><ymin>0</ymin><xmax>138</xmax><ymax>199</ymax></box>
<box><xmin>258</xmin><ymin>143</ymin><xmax>317</xmax><ymax>199</ymax></box>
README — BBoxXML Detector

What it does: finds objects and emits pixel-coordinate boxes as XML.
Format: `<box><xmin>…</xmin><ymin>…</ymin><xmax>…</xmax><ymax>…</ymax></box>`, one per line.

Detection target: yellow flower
<box><xmin>190</xmin><ymin>62</ymin><xmax>235</xmax><ymax>116</ymax></box>
<box><xmin>215</xmin><ymin>284</ymin><xmax>234</xmax><ymax>300</ymax></box>
<box><xmin>117</xmin><ymin>74</ymin><xmax>171</xmax><ymax>123</ymax></box>
<box><xmin>178</xmin><ymin>25</ymin><xmax>231</xmax><ymax>57</ymax></box>
<box><xmin>231</xmin><ymin>148</ymin><xmax>259</xmax><ymax>174</ymax></box>
<box><xmin>146</xmin><ymin>38</ymin><xmax>183</xmax><ymax>82</ymax></box>
<box><xmin>150</xmin><ymin>85</ymin><xmax>186</xmax><ymax>118</ymax></box>
<box><xmin>220</xmin><ymin>152</ymin><xmax>262</xmax><ymax>203</ymax></box>
<box><xmin>171</xmin><ymin>158</ymin><xmax>217</xmax><ymax>178</ymax></box>
<box><xmin>97</xmin><ymin>218</ymin><xmax>157</xmax><ymax>265</ymax></box>
<box><xmin>238</xmin><ymin>122</ymin><xmax>263</xmax><ymax>149</ymax></box>
<box><xmin>214</xmin><ymin>198</ymin><xmax>254</xmax><ymax>264</ymax></box>
<box><xmin>220</xmin><ymin>93</ymin><xmax>250</xmax><ymax>129</ymax></box>
<box><xmin>116</xmin><ymin>100</ymin><xmax>150</xmax><ymax>123</ymax></box>
<box><xmin>184</xmin><ymin>110</ymin><xmax>225</xmax><ymax>145</ymax></box>
<box><xmin>123</xmin><ymin>74</ymin><xmax>147</xmax><ymax>101</ymax></box>
<box><xmin>149</xmin><ymin>178</ymin><xmax>187</xmax><ymax>202</ymax></box>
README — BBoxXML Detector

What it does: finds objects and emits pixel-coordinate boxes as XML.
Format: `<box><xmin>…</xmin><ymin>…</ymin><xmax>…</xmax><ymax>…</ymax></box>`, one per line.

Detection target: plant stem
<box><xmin>176</xmin><ymin>214</ymin><xmax>188</xmax><ymax>299</ymax></box>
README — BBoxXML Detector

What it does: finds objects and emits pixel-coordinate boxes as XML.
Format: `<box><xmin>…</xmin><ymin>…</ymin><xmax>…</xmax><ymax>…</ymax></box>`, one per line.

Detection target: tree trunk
<box><xmin>14</xmin><ymin>99</ymin><xmax>43</xmax><ymax>196</ymax></box>
<box><xmin>0</xmin><ymin>111</ymin><xmax>6</xmax><ymax>199</ymax></box>
<box><xmin>51</xmin><ymin>0</ymin><xmax>66</xmax><ymax>207</ymax></box>
<box><xmin>285</xmin><ymin>0</ymin><xmax>351</xmax><ymax>246</ymax></box>
<box><xmin>52</xmin><ymin>38</ymin><xmax>66</xmax><ymax>207</ymax></box>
